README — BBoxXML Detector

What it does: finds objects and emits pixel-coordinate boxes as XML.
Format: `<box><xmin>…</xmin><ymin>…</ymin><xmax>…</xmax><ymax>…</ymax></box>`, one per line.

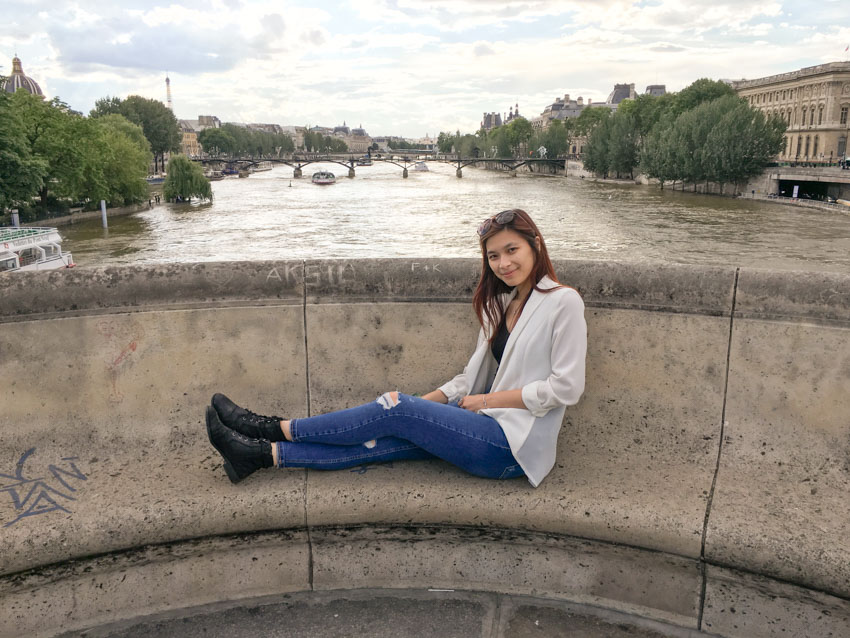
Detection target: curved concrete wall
<box><xmin>0</xmin><ymin>259</ymin><xmax>848</xmax><ymax>637</ymax></box>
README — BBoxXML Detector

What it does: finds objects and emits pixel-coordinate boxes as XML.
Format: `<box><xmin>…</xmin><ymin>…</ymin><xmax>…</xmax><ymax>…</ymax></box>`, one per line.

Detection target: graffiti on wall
<box><xmin>0</xmin><ymin>448</ymin><xmax>88</xmax><ymax>527</ymax></box>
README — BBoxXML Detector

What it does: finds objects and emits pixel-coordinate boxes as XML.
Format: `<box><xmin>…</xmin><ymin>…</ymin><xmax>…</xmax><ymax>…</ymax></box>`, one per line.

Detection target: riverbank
<box><xmin>18</xmin><ymin>200</ymin><xmax>162</xmax><ymax>228</ymax></box>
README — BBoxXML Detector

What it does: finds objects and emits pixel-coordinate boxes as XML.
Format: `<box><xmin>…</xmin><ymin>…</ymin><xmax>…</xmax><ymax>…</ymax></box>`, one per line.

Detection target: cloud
<box><xmin>474</xmin><ymin>43</ymin><xmax>495</xmax><ymax>56</ymax></box>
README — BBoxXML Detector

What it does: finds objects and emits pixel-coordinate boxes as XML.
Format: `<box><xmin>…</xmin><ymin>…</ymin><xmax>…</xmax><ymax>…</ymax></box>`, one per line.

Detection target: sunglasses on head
<box><xmin>477</xmin><ymin>210</ymin><xmax>517</xmax><ymax>237</ymax></box>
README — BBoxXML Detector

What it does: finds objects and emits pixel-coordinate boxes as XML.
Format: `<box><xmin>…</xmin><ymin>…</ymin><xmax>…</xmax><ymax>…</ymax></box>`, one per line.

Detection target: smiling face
<box><xmin>485</xmin><ymin>228</ymin><xmax>539</xmax><ymax>292</ymax></box>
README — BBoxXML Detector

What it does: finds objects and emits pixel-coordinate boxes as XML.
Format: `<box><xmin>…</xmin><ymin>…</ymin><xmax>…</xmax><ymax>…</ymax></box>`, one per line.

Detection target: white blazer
<box><xmin>439</xmin><ymin>275</ymin><xmax>587</xmax><ymax>487</ymax></box>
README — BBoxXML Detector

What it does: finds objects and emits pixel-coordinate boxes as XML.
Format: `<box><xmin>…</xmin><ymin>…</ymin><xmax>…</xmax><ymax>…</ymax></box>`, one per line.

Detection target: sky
<box><xmin>3</xmin><ymin>0</ymin><xmax>849</xmax><ymax>138</ymax></box>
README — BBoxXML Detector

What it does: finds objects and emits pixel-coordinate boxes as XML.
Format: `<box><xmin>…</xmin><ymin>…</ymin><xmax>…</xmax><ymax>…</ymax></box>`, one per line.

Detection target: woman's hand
<box><xmin>458</xmin><ymin>394</ymin><xmax>488</xmax><ymax>412</ymax></box>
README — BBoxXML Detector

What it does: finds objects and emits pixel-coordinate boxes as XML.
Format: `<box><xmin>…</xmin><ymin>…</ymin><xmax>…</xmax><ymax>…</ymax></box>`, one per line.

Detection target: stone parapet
<box><xmin>0</xmin><ymin>259</ymin><xmax>847</xmax><ymax>637</ymax></box>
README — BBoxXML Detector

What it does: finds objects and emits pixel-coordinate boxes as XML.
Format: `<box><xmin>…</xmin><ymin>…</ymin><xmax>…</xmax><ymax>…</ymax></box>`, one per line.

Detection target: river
<box><xmin>61</xmin><ymin>161</ymin><xmax>850</xmax><ymax>273</ymax></box>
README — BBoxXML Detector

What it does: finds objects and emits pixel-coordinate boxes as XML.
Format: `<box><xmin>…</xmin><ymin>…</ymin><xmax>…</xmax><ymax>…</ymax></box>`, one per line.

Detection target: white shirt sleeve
<box><xmin>520</xmin><ymin>290</ymin><xmax>587</xmax><ymax>417</ymax></box>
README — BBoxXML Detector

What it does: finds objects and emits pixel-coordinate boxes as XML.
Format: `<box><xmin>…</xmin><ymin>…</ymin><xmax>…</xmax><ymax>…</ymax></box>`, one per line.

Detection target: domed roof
<box><xmin>3</xmin><ymin>56</ymin><xmax>44</xmax><ymax>96</ymax></box>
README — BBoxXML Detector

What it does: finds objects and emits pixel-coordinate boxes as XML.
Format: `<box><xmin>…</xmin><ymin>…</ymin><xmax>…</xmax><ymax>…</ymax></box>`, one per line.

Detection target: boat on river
<box><xmin>356</xmin><ymin>157</ymin><xmax>373</xmax><ymax>166</ymax></box>
<box><xmin>145</xmin><ymin>175</ymin><xmax>165</xmax><ymax>184</ymax></box>
<box><xmin>252</xmin><ymin>161</ymin><xmax>273</xmax><ymax>172</ymax></box>
<box><xmin>312</xmin><ymin>171</ymin><xmax>336</xmax><ymax>185</ymax></box>
<box><xmin>0</xmin><ymin>227</ymin><xmax>75</xmax><ymax>273</ymax></box>
<box><xmin>413</xmin><ymin>161</ymin><xmax>429</xmax><ymax>172</ymax></box>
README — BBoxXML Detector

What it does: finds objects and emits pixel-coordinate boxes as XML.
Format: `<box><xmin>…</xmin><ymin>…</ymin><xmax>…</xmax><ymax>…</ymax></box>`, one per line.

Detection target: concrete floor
<box><xmin>69</xmin><ymin>590</ymin><xmax>720</xmax><ymax>638</ymax></box>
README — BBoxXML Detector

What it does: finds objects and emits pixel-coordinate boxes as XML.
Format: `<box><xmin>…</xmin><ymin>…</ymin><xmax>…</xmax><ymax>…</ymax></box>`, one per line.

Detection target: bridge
<box><xmin>195</xmin><ymin>154</ymin><xmax>567</xmax><ymax>178</ymax></box>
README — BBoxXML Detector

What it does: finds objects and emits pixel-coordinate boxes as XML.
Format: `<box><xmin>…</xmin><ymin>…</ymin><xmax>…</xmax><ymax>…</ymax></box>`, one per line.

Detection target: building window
<box><xmin>810</xmin><ymin>108</ymin><xmax>815</xmax><ymax>126</ymax></box>
<box><xmin>796</xmin><ymin>136</ymin><xmax>802</xmax><ymax>158</ymax></box>
<box><xmin>841</xmin><ymin>107</ymin><xmax>848</xmax><ymax>125</ymax></box>
<box><xmin>805</xmin><ymin>136</ymin><xmax>810</xmax><ymax>158</ymax></box>
<box><xmin>813</xmin><ymin>136</ymin><xmax>819</xmax><ymax>158</ymax></box>
<box><xmin>802</xmin><ymin>107</ymin><xmax>806</xmax><ymax>125</ymax></box>
<box><xmin>784</xmin><ymin>136</ymin><xmax>789</xmax><ymax>156</ymax></box>
<box><xmin>839</xmin><ymin>136</ymin><xmax>846</xmax><ymax>158</ymax></box>
<box><xmin>818</xmin><ymin>106</ymin><xmax>823</xmax><ymax>125</ymax></box>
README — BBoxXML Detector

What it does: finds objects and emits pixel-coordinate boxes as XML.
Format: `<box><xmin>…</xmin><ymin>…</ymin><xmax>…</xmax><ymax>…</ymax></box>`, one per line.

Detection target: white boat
<box><xmin>312</xmin><ymin>171</ymin><xmax>336</xmax><ymax>185</ymax></box>
<box><xmin>413</xmin><ymin>161</ymin><xmax>429</xmax><ymax>172</ymax></box>
<box><xmin>356</xmin><ymin>157</ymin><xmax>373</xmax><ymax>166</ymax></box>
<box><xmin>252</xmin><ymin>161</ymin><xmax>273</xmax><ymax>172</ymax></box>
<box><xmin>0</xmin><ymin>227</ymin><xmax>75</xmax><ymax>273</ymax></box>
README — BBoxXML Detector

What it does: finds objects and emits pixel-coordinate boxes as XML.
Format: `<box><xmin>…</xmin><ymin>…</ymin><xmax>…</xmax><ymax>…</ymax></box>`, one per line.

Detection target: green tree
<box><xmin>198</xmin><ymin>128</ymin><xmax>236</xmax><ymax>156</ymax></box>
<box><xmin>505</xmin><ymin>118</ymin><xmax>533</xmax><ymax>156</ymax></box>
<box><xmin>573</xmin><ymin>106</ymin><xmax>611</xmax><ymax>137</ymax></box>
<box><xmin>607</xmin><ymin>111</ymin><xmax>640</xmax><ymax>178</ymax></box>
<box><xmin>672</xmin><ymin>78</ymin><xmax>736</xmax><ymax>116</ymax></box>
<box><xmin>117</xmin><ymin>95</ymin><xmax>180</xmax><ymax>173</ymax></box>
<box><xmin>582</xmin><ymin>115</ymin><xmax>612</xmax><ymax>175</ymax></box>
<box><xmin>163</xmin><ymin>154</ymin><xmax>212</xmax><ymax>202</ymax></box>
<box><xmin>12</xmin><ymin>92</ymin><xmax>91</xmax><ymax>212</ymax></box>
<box><xmin>89</xmin><ymin>96</ymin><xmax>123</xmax><ymax>118</ymax></box>
<box><xmin>0</xmin><ymin>91</ymin><xmax>47</xmax><ymax>211</ymax></box>
<box><xmin>94</xmin><ymin>114</ymin><xmax>152</xmax><ymax>205</ymax></box>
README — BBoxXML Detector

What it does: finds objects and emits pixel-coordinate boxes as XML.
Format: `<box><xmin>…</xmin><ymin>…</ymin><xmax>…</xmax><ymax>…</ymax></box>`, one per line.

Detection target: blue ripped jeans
<box><xmin>276</xmin><ymin>393</ymin><xmax>524</xmax><ymax>480</ymax></box>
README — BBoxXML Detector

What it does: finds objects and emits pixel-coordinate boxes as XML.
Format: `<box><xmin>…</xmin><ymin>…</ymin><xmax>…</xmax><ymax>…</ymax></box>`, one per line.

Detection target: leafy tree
<box><xmin>672</xmin><ymin>78</ymin><xmax>736</xmax><ymax>116</ymax></box>
<box><xmin>607</xmin><ymin>111</ymin><xmax>640</xmax><ymax>178</ymax></box>
<box><xmin>436</xmin><ymin>131</ymin><xmax>454</xmax><ymax>154</ymax></box>
<box><xmin>89</xmin><ymin>96</ymin><xmax>123</xmax><ymax>118</ymax></box>
<box><xmin>12</xmin><ymin>92</ymin><xmax>91</xmax><ymax>212</ymax></box>
<box><xmin>163</xmin><ymin>154</ymin><xmax>212</xmax><ymax>202</ymax></box>
<box><xmin>573</xmin><ymin>106</ymin><xmax>611</xmax><ymax>137</ymax></box>
<box><xmin>538</xmin><ymin>118</ymin><xmax>570</xmax><ymax>158</ymax></box>
<box><xmin>505</xmin><ymin>118</ymin><xmax>533</xmax><ymax>156</ymax></box>
<box><xmin>117</xmin><ymin>95</ymin><xmax>180</xmax><ymax>173</ymax></box>
<box><xmin>198</xmin><ymin>128</ymin><xmax>236</xmax><ymax>156</ymax></box>
<box><xmin>0</xmin><ymin>91</ymin><xmax>47</xmax><ymax>211</ymax></box>
<box><xmin>582</xmin><ymin>116</ymin><xmax>612</xmax><ymax>175</ymax></box>
<box><xmin>94</xmin><ymin>114</ymin><xmax>152</xmax><ymax>205</ymax></box>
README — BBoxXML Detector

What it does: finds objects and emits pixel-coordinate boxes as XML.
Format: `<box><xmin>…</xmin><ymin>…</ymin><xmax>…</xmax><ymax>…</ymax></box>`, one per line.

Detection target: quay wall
<box><xmin>0</xmin><ymin>259</ymin><xmax>848</xmax><ymax>637</ymax></box>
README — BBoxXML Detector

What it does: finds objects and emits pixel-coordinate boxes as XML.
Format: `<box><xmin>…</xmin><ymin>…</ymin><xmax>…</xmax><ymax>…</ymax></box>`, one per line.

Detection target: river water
<box><xmin>62</xmin><ymin>161</ymin><xmax>850</xmax><ymax>273</ymax></box>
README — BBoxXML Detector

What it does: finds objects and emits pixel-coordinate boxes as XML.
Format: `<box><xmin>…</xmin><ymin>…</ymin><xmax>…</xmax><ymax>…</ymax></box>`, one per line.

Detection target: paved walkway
<box><xmin>71</xmin><ymin>590</ymin><xmax>719</xmax><ymax>638</ymax></box>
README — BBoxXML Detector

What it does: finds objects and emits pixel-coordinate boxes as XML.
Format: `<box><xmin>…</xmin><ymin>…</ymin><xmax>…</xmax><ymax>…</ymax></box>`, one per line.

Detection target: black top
<box><xmin>491</xmin><ymin>315</ymin><xmax>510</xmax><ymax>364</ymax></box>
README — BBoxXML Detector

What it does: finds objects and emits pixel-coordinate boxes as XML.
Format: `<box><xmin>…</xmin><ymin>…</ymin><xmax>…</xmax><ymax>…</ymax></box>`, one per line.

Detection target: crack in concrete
<box><xmin>697</xmin><ymin>267</ymin><xmax>739</xmax><ymax>629</ymax></box>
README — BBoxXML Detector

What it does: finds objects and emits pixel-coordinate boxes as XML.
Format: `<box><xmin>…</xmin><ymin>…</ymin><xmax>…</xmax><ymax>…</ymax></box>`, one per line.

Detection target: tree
<box><xmin>94</xmin><ymin>114</ymin><xmax>152</xmax><ymax>205</ymax></box>
<box><xmin>582</xmin><ymin>116</ymin><xmax>612</xmax><ymax>176</ymax></box>
<box><xmin>198</xmin><ymin>128</ymin><xmax>236</xmax><ymax>156</ymax></box>
<box><xmin>0</xmin><ymin>91</ymin><xmax>47</xmax><ymax>211</ymax></box>
<box><xmin>12</xmin><ymin>92</ymin><xmax>92</xmax><ymax>212</ymax></box>
<box><xmin>672</xmin><ymin>79</ymin><xmax>736</xmax><ymax>116</ymax></box>
<box><xmin>163</xmin><ymin>154</ymin><xmax>212</xmax><ymax>202</ymax></box>
<box><xmin>89</xmin><ymin>96</ymin><xmax>123</xmax><ymax>118</ymax></box>
<box><xmin>607</xmin><ymin>111</ymin><xmax>640</xmax><ymax>178</ymax></box>
<box><xmin>505</xmin><ymin>118</ymin><xmax>533</xmax><ymax>156</ymax></box>
<box><xmin>117</xmin><ymin>95</ymin><xmax>180</xmax><ymax>173</ymax></box>
<box><xmin>573</xmin><ymin>106</ymin><xmax>611</xmax><ymax>137</ymax></box>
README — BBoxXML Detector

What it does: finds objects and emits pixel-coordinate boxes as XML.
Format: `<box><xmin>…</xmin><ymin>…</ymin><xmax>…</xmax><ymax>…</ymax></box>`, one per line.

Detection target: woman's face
<box><xmin>485</xmin><ymin>228</ymin><xmax>538</xmax><ymax>289</ymax></box>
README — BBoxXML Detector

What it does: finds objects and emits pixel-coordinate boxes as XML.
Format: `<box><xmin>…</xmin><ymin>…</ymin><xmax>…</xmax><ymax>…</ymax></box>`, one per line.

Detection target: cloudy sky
<box><xmin>3</xmin><ymin>0</ymin><xmax>849</xmax><ymax>137</ymax></box>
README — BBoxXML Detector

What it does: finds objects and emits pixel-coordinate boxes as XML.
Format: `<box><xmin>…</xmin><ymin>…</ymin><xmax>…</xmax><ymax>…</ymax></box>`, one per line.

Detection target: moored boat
<box><xmin>252</xmin><ymin>161</ymin><xmax>273</xmax><ymax>172</ymax></box>
<box><xmin>0</xmin><ymin>227</ymin><xmax>75</xmax><ymax>273</ymax></box>
<box><xmin>145</xmin><ymin>174</ymin><xmax>165</xmax><ymax>184</ymax></box>
<box><xmin>413</xmin><ymin>161</ymin><xmax>429</xmax><ymax>172</ymax></box>
<box><xmin>312</xmin><ymin>171</ymin><xmax>336</xmax><ymax>185</ymax></box>
<box><xmin>356</xmin><ymin>157</ymin><xmax>373</xmax><ymax>166</ymax></box>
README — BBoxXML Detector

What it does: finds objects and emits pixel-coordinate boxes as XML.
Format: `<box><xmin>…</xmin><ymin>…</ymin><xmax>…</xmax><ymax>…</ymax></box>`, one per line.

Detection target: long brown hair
<box><xmin>472</xmin><ymin>209</ymin><xmax>560</xmax><ymax>343</ymax></box>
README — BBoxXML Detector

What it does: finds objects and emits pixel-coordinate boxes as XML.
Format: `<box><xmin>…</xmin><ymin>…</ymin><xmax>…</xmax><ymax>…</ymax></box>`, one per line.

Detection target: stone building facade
<box><xmin>732</xmin><ymin>62</ymin><xmax>850</xmax><ymax>162</ymax></box>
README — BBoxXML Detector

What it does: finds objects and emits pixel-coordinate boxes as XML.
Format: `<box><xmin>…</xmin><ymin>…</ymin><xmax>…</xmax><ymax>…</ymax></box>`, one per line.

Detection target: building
<box><xmin>178</xmin><ymin>116</ymin><xmax>222</xmax><ymax>157</ymax></box>
<box><xmin>179</xmin><ymin>121</ymin><xmax>201</xmax><ymax>157</ymax></box>
<box><xmin>732</xmin><ymin>62</ymin><xmax>850</xmax><ymax>162</ymax></box>
<box><xmin>606</xmin><ymin>83</ymin><xmax>636</xmax><ymax>107</ymax></box>
<box><xmin>645</xmin><ymin>85</ymin><xmax>666</xmax><ymax>97</ymax></box>
<box><xmin>2</xmin><ymin>56</ymin><xmax>44</xmax><ymax>97</ymax></box>
<box><xmin>532</xmin><ymin>94</ymin><xmax>593</xmax><ymax>130</ymax></box>
<box><xmin>481</xmin><ymin>112</ymin><xmax>502</xmax><ymax>131</ymax></box>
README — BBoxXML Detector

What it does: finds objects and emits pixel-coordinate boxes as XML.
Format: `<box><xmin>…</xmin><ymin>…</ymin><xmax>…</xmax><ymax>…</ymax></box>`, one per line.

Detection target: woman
<box><xmin>206</xmin><ymin>209</ymin><xmax>587</xmax><ymax>487</ymax></box>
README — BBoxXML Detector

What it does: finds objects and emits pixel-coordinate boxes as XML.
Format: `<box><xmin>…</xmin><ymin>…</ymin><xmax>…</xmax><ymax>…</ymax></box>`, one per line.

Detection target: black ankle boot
<box><xmin>205</xmin><ymin>405</ymin><xmax>273</xmax><ymax>484</ymax></box>
<box><xmin>211</xmin><ymin>393</ymin><xmax>286</xmax><ymax>441</ymax></box>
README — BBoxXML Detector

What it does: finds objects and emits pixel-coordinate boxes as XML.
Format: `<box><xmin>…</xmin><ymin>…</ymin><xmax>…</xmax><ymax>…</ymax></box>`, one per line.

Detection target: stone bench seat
<box><xmin>1</xmin><ymin>260</ymin><xmax>848</xmax><ymax>638</ymax></box>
